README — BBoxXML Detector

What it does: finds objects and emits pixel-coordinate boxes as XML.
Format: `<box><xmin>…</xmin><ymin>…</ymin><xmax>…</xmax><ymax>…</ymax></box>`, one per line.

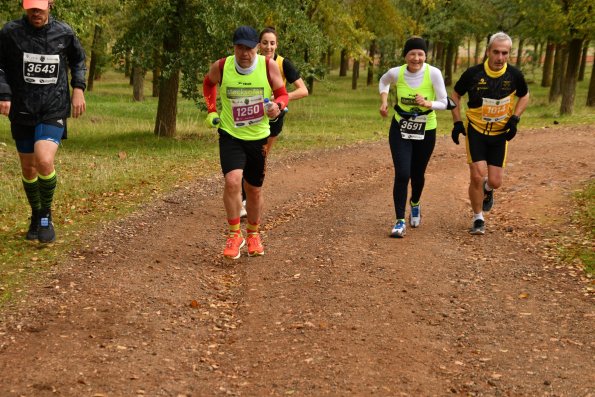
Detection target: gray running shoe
<box><xmin>26</xmin><ymin>210</ymin><xmax>39</xmax><ymax>240</ymax></box>
<box><xmin>469</xmin><ymin>219</ymin><xmax>485</xmax><ymax>235</ymax></box>
<box><xmin>483</xmin><ymin>181</ymin><xmax>494</xmax><ymax>212</ymax></box>
<box><xmin>38</xmin><ymin>209</ymin><xmax>56</xmax><ymax>243</ymax></box>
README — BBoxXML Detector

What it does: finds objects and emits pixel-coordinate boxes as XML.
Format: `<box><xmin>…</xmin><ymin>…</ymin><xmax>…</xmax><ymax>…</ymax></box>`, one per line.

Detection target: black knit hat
<box><xmin>402</xmin><ymin>37</ymin><xmax>428</xmax><ymax>57</ymax></box>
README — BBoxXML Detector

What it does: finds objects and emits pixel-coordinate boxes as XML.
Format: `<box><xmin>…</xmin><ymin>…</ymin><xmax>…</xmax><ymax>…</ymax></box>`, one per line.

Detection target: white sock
<box><xmin>484</xmin><ymin>178</ymin><xmax>493</xmax><ymax>191</ymax></box>
<box><xmin>473</xmin><ymin>212</ymin><xmax>484</xmax><ymax>221</ymax></box>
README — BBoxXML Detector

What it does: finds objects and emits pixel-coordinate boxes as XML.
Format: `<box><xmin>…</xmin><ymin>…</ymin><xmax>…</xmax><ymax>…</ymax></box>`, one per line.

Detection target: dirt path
<box><xmin>1</xmin><ymin>126</ymin><xmax>593</xmax><ymax>396</ymax></box>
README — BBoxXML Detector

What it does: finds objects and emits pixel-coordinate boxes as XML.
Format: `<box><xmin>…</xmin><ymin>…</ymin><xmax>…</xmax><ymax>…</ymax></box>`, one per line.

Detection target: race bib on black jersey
<box><xmin>23</xmin><ymin>53</ymin><xmax>60</xmax><ymax>84</ymax></box>
<box><xmin>481</xmin><ymin>96</ymin><xmax>510</xmax><ymax>122</ymax></box>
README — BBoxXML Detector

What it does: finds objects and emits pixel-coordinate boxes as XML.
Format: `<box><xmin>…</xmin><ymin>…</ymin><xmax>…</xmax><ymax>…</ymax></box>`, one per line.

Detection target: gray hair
<box><xmin>488</xmin><ymin>32</ymin><xmax>513</xmax><ymax>49</ymax></box>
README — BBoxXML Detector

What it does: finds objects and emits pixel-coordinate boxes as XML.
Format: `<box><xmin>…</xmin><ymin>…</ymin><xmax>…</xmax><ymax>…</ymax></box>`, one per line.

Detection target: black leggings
<box><xmin>388</xmin><ymin>117</ymin><xmax>436</xmax><ymax>220</ymax></box>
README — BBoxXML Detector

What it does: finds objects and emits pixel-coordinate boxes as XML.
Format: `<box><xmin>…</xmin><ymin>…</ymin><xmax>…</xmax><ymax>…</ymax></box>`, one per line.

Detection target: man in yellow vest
<box><xmin>203</xmin><ymin>26</ymin><xmax>289</xmax><ymax>259</ymax></box>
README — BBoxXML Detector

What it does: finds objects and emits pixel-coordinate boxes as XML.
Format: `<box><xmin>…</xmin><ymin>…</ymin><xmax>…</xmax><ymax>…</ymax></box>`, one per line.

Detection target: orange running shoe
<box><xmin>223</xmin><ymin>232</ymin><xmax>245</xmax><ymax>259</ymax></box>
<box><xmin>246</xmin><ymin>232</ymin><xmax>264</xmax><ymax>257</ymax></box>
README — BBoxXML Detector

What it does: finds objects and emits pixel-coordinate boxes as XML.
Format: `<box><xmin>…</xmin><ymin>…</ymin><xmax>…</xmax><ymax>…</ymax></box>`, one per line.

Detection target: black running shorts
<box><xmin>269</xmin><ymin>111</ymin><xmax>286</xmax><ymax>137</ymax></box>
<box><xmin>218</xmin><ymin>130</ymin><xmax>268</xmax><ymax>187</ymax></box>
<box><xmin>465</xmin><ymin>124</ymin><xmax>508</xmax><ymax>167</ymax></box>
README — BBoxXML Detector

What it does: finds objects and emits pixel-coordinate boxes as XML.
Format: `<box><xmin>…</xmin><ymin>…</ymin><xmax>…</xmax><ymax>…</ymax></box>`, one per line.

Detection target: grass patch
<box><xmin>0</xmin><ymin>66</ymin><xmax>594</xmax><ymax>304</ymax></box>
<box><xmin>558</xmin><ymin>182</ymin><xmax>595</xmax><ymax>276</ymax></box>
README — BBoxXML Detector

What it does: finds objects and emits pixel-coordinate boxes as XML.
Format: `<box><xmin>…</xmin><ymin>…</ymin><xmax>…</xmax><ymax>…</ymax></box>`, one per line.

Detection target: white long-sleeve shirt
<box><xmin>379</xmin><ymin>64</ymin><xmax>448</xmax><ymax>110</ymax></box>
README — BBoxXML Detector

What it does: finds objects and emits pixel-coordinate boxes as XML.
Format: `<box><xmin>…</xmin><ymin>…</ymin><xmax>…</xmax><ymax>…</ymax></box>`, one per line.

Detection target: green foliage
<box><xmin>49</xmin><ymin>0</ymin><xmax>94</xmax><ymax>37</ymax></box>
<box><xmin>0</xmin><ymin>0</ymin><xmax>22</xmax><ymax>25</ymax></box>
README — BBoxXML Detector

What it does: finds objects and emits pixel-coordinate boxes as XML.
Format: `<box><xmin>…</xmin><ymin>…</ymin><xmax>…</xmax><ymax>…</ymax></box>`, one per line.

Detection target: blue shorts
<box><xmin>13</xmin><ymin>123</ymin><xmax>65</xmax><ymax>154</ymax></box>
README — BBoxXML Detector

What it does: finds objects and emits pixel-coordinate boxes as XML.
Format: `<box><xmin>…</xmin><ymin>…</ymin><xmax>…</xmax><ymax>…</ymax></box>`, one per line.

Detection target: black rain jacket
<box><xmin>0</xmin><ymin>15</ymin><xmax>86</xmax><ymax>126</ymax></box>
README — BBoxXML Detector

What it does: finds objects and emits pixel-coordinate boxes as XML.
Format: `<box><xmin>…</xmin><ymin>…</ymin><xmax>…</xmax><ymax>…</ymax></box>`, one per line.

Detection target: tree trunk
<box><xmin>535</xmin><ymin>41</ymin><xmax>543</xmax><ymax>67</ymax></box>
<box><xmin>340</xmin><ymin>48</ymin><xmax>348</xmax><ymax>76</ymax></box>
<box><xmin>132</xmin><ymin>65</ymin><xmax>145</xmax><ymax>102</ymax></box>
<box><xmin>352</xmin><ymin>58</ymin><xmax>360</xmax><ymax>90</ymax></box>
<box><xmin>444</xmin><ymin>42</ymin><xmax>455</xmax><ymax>86</ymax></box>
<box><xmin>454</xmin><ymin>45</ymin><xmax>459</xmax><ymax>73</ymax></box>
<box><xmin>466</xmin><ymin>37</ymin><xmax>471</xmax><ymax>69</ymax></box>
<box><xmin>474</xmin><ymin>35</ymin><xmax>482</xmax><ymax>64</ymax></box>
<box><xmin>587</xmin><ymin>59</ymin><xmax>595</xmax><ymax>106</ymax></box>
<box><xmin>152</xmin><ymin>48</ymin><xmax>161</xmax><ymax>98</ymax></box>
<box><xmin>434</xmin><ymin>41</ymin><xmax>445</xmax><ymax>71</ymax></box>
<box><xmin>304</xmin><ymin>47</ymin><xmax>314</xmax><ymax>94</ymax></box>
<box><xmin>560</xmin><ymin>38</ymin><xmax>583</xmax><ymax>115</ymax></box>
<box><xmin>578</xmin><ymin>40</ymin><xmax>589</xmax><ymax>81</ymax></box>
<box><xmin>125</xmin><ymin>49</ymin><xmax>131</xmax><ymax>77</ymax></box>
<box><xmin>86</xmin><ymin>24</ymin><xmax>102</xmax><ymax>92</ymax></box>
<box><xmin>482</xmin><ymin>34</ymin><xmax>491</xmax><ymax>63</ymax></box>
<box><xmin>549</xmin><ymin>42</ymin><xmax>567</xmax><ymax>103</ymax></box>
<box><xmin>367</xmin><ymin>40</ymin><xmax>376</xmax><ymax>86</ymax></box>
<box><xmin>326</xmin><ymin>45</ymin><xmax>332</xmax><ymax>69</ymax></box>
<box><xmin>516</xmin><ymin>37</ymin><xmax>525</xmax><ymax>68</ymax></box>
<box><xmin>541</xmin><ymin>40</ymin><xmax>555</xmax><ymax>87</ymax></box>
<box><xmin>154</xmin><ymin>1</ymin><xmax>183</xmax><ymax>137</ymax></box>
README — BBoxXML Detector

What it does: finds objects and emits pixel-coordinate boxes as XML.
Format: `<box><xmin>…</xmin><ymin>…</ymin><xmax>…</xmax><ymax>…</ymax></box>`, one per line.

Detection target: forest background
<box><xmin>0</xmin><ymin>0</ymin><xmax>593</xmax><ymax>303</ymax></box>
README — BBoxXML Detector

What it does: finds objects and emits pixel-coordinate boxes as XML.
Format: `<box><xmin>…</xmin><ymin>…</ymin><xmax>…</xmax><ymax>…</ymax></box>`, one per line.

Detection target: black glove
<box><xmin>451</xmin><ymin>121</ymin><xmax>466</xmax><ymax>145</ymax></box>
<box><xmin>505</xmin><ymin>115</ymin><xmax>520</xmax><ymax>141</ymax></box>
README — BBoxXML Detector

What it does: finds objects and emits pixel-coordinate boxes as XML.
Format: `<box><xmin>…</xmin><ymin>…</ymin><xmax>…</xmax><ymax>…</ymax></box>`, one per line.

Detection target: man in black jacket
<box><xmin>0</xmin><ymin>0</ymin><xmax>86</xmax><ymax>243</ymax></box>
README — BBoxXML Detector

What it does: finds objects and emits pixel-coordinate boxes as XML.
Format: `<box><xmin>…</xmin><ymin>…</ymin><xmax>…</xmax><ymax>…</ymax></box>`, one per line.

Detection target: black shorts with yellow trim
<box><xmin>465</xmin><ymin>123</ymin><xmax>508</xmax><ymax>167</ymax></box>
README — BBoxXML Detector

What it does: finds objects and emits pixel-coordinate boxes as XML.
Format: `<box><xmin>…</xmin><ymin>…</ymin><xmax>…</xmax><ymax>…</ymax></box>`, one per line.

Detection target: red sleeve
<box><xmin>203</xmin><ymin>75</ymin><xmax>218</xmax><ymax>113</ymax></box>
<box><xmin>273</xmin><ymin>86</ymin><xmax>289</xmax><ymax>110</ymax></box>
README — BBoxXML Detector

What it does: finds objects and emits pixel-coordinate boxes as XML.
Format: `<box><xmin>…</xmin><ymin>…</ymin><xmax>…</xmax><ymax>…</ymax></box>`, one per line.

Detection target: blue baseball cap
<box><xmin>233</xmin><ymin>26</ymin><xmax>259</xmax><ymax>48</ymax></box>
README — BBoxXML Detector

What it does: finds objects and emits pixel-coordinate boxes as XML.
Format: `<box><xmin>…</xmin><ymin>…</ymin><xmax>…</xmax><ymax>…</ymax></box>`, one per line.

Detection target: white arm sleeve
<box><xmin>429</xmin><ymin>66</ymin><xmax>448</xmax><ymax>110</ymax></box>
<box><xmin>378</xmin><ymin>67</ymin><xmax>400</xmax><ymax>94</ymax></box>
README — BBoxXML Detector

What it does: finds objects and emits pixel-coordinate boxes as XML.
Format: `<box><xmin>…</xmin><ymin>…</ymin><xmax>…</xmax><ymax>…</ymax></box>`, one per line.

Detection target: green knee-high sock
<box><xmin>38</xmin><ymin>171</ymin><xmax>57</xmax><ymax>211</ymax></box>
<box><xmin>22</xmin><ymin>176</ymin><xmax>41</xmax><ymax>212</ymax></box>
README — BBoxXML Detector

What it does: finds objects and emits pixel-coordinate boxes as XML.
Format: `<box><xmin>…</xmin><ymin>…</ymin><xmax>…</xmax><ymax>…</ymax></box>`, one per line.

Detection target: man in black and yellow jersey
<box><xmin>203</xmin><ymin>26</ymin><xmax>289</xmax><ymax>260</ymax></box>
<box><xmin>450</xmin><ymin>32</ymin><xmax>529</xmax><ymax>235</ymax></box>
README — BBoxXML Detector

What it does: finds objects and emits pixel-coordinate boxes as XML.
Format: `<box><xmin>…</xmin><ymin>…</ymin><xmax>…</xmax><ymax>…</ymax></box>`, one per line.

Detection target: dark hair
<box><xmin>259</xmin><ymin>27</ymin><xmax>277</xmax><ymax>41</ymax></box>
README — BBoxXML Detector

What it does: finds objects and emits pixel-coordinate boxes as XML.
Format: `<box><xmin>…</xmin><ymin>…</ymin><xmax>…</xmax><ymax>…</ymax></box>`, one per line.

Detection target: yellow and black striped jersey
<box><xmin>454</xmin><ymin>63</ymin><xmax>528</xmax><ymax>135</ymax></box>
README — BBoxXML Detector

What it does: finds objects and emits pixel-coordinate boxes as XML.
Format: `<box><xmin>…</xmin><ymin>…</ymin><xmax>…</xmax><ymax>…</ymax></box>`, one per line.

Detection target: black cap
<box><xmin>402</xmin><ymin>37</ymin><xmax>428</xmax><ymax>57</ymax></box>
<box><xmin>233</xmin><ymin>26</ymin><xmax>259</xmax><ymax>48</ymax></box>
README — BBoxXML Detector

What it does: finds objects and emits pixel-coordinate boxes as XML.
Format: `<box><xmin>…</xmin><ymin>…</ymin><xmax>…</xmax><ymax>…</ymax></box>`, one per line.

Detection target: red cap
<box><xmin>23</xmin><ymin>0</ymin><xmax>49</xmax><ymax>10</ymax></box>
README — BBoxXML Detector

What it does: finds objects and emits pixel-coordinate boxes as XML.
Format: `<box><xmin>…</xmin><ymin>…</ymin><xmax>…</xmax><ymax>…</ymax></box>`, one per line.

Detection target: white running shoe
<box><xmin>410</xmin><ymin>203</ymin><xmax>421</xmax><ymax>228</ymax></box>
<box><xmin>390</xmin><ymin>220</ymin><xmax>406</xmax><ymax>238</ymax></box>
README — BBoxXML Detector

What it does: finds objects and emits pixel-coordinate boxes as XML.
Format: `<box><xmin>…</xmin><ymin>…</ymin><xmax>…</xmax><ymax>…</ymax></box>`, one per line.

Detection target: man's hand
<box><xmin>71</xmin><ymin>88</ymin><xmax>86</xmax><ymax>118</ymax></box>
<box><xmin>205</xmin><ymin>112</ymin><xmax>220</xmax><ymax>128</ymax></box>
<box><xmin>0</xmin><ymin>101</ymin><xmax>10</xmax><ymax>117</ymax></box>
<box><xmin>504</xmin><ymin>115</ymin><xmax>520</xmax><ymax>141</ymax></box>
<box><xmin>265</xmin><ymin>101</ymin><xmax>281</xmax><ymax>119</ymax></box>
<box><xmin>451</xmin><ymin>121</ymin><xmax>466</xmax><ymax>145</ymax></box>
